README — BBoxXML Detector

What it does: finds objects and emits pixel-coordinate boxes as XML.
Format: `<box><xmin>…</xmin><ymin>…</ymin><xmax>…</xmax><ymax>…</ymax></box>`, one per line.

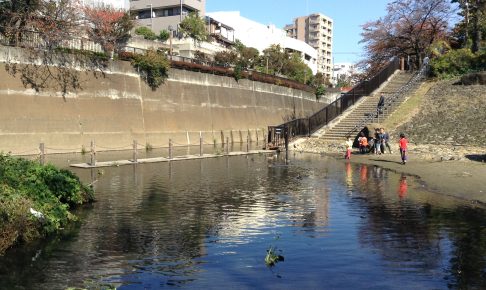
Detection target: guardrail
<box><xmin>268</xmin><ymin>57</ymin><xmax>401</xmax><ymax>146</ymax></box>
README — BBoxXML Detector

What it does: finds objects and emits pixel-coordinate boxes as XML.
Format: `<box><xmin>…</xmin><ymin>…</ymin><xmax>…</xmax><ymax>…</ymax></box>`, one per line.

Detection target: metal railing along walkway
<box><xmin>267</xmin><ymin>57</ymin><xmax>401</xmax><ymax>146</ymax></box>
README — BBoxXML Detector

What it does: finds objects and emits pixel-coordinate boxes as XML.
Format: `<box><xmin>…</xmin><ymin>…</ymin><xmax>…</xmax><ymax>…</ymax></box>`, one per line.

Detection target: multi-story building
<box><xmin>285</xmin><ymin>13</ymin><xmax>333</xmax><ymax>79</ymax></box>
<box><xmin>130</xmin><ymin>0</ymin><xmax>206</xmax><ymax>33</ymax></box>
<box><xmin>207</xmin><ymin>11</ymin><xmax>318</xmax><ymax>74</ymax></box>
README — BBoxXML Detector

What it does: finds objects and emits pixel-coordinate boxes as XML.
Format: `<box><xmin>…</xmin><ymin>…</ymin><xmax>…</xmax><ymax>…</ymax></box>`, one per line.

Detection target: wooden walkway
<box><xmin>70</xmin><ymin>150</ymin><xmax>276</xmax><ymax>168</ymax></box>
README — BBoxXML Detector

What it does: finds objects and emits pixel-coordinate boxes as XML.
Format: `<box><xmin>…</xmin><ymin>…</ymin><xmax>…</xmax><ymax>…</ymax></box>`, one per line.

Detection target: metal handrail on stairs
<box><xmin>267</xmin><ymin>57</ymin><xmax>401</xmax><ymax>146</ymax></box>
<box><xmin>344</xmin><ymin>64</ymin><xmax>429</xmax><ymax>138</ymax></box>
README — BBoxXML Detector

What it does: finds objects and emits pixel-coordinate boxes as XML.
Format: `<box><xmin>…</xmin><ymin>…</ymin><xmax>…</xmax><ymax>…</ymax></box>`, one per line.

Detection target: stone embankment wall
<box><xmin>0</xmin><ymin>47</ymin><xmax>325</xmax><ymax>154</ymax></box>
<box><xmin>397</xmin><ymin>79</ymin><xmax>486</xmax><ymax>146</ymax></box>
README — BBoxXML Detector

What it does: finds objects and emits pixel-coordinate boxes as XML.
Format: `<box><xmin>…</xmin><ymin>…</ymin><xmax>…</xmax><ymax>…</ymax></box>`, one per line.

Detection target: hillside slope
<box><xmin>396</xmin><ymin>79</ymin><xmax>486</xmax><ymax>146</ymax></box>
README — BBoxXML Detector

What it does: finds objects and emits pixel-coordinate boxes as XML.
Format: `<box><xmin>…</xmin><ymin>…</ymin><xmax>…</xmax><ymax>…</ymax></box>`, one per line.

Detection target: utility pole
<box><xmin>180</xmin><ymin>0</ymin><xmax>183</xmax><ymax>22</ymax></box>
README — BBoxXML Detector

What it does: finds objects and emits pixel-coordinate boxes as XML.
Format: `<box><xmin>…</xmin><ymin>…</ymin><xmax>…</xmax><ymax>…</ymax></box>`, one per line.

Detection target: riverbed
<box><xmin>1</xmin><ymin>152</ymin><xmax>485</xmax><ymax>289</ymax></box>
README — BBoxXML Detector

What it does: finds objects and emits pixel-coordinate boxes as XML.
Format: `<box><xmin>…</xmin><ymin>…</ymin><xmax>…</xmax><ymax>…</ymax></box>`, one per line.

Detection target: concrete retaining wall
<box><xmin>0</xmin><ymin>46</ymin><xmax>325</xmax><ymax>154</ymax></box>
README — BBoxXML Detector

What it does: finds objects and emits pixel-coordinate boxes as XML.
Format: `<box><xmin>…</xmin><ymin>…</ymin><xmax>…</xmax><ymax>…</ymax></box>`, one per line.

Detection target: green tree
<box><xmin>451</xmin><ymin>0</ymin><xmax>486</xmax><ymax>52</ymax></box>
<box><xmin>283</xmin><ymin>52</ymin><xmax>313</xmax><ymax>84</ymax></box>
<box><xmin>214</xmin><ymin>50</ymin><xmax>238</xmax><ymax>67</ymax></box>
<box><xmin>260</xmin><ymin>44</ymin><xmax>288</xmax><ymax>75</ymax></box>
<box><xmin>238</xmin><ymin>46</ymin><xmax>260</xmax><ymax>69</ymax></box>
<box><xmin>178</xmin><ymin>12</ymin><xmax>208</xmax><ymax>44</ymax></box>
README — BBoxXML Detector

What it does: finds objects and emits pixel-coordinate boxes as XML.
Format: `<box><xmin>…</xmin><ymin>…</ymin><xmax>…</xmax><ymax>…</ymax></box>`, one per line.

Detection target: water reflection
<box><xmin>398</xmin><ymin>174</ymin><xmax>408</xmax><ymax>199</ymax></box>
<box><xmin>0</xmin><ymin>154</ymin><xmax>485</xmax><ymax>289</ymax></box>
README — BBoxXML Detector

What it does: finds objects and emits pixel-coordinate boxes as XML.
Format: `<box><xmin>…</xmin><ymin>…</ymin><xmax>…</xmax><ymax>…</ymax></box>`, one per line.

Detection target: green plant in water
<box><xmin>81</xmin><ymin>145</ymin><xmax>87</xmax><ymax>155</ymax></box>
<box><xmin>265</xmin><ymin>245</ymin><xmax>284</xmax><ymax>266</ymax></box>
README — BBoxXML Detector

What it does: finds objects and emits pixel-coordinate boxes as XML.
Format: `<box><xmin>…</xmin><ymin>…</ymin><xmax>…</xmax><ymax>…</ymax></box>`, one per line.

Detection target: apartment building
<box><xmin>207</xmin><ymin>11</ymin><xmax>318</xmax><ymax>74</ymax></box>
<box><xmin>130</xmin><ymin>0</ymin><xmax>206</xmax><ymax>33</ymax></box>
<box><xmin>285</xmin><ymin>13</ymin><xmax>333</xmax><ymax>78</ymax></box>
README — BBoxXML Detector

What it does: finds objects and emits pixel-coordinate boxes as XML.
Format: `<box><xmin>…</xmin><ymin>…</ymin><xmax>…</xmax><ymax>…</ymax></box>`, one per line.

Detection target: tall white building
<box><xmin>207</xmin><ymin>11</ymin><xmax>318</xmax><ymax>74</ymax></box>
<box><xmin>285</xmin><ymin>13</ymin><xmax>333</xmax><ymax>79</ymax></box>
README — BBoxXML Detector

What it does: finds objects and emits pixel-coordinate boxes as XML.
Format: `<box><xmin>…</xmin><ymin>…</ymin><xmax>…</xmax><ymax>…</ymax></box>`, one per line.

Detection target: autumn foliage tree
<box><xmin>359</xmin><ymin>0</ymin><xmax>452</xmax><ymax>76</ymax></box>
<box><xmin>83</xmin><ymin>5</ymin><xmax>133</xmax><ymax>56</ymax></box>
<box><xmin>34</xmin><ymin>0</ymin><xmax>81</xmax><ymax>49</ymax></box>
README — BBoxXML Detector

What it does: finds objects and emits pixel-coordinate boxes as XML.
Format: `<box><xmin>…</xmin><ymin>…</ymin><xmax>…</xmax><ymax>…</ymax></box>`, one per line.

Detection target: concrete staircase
<box><xmin>316</xmin><ymin>71</ymin><xmax>414</xmax><ymax>141</ymax></box>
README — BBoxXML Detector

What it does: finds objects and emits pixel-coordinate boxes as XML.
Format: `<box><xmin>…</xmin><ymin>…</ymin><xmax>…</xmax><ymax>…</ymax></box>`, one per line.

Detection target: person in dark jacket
<box><xmin>377</xmin><ymin>93</ymin><xmax>385</xmax><ymax>114</ymax></box>
<box><xmin>380</xmin><ymin>128</ymin><xmax>392</xmax><ymax>154</ymax></box>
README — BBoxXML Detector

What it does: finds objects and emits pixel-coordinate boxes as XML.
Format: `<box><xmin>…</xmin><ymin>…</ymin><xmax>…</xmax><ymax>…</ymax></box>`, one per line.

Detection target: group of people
<box><xmin>345</xmin><ymin>128</ymin><xmax>408</xmax><ymax>164</ymax></box>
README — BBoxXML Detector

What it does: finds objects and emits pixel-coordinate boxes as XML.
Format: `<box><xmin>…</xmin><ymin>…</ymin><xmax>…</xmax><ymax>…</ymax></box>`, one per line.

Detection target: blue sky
<box><xmin>206</xmin><ymin>0</ymin><xmax>392</xmax><ymax>64</ymax></box>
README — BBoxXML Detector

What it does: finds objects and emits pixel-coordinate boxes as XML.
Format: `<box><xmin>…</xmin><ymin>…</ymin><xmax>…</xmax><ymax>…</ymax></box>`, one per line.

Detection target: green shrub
<box><xmin>158</xmin><ymin>30</ymin><xmax>170</xmax><ymax>42</ymax></box>
<box><xmin>135</xmin><ymin>26</ymin><xmax>157</xmax><ymax>40</ymax></box>
<box><xmin>315</xmin><ymin>84</ymin><xmax>326</xmax><ymax>100</ymax></box>
<box><xmin>430</xmin><ymin>48</ymin><xmax>476</xmax><ymax>78</ymax></box>
<box><xmin>132</xmin><ymin>49</ymin><xmax>170</xmax><ymax>90</ymax></box>
<box><xmin>0</xmin><ymin>154</ymin><xmax>93</xmax><ymax>254</ymax></box>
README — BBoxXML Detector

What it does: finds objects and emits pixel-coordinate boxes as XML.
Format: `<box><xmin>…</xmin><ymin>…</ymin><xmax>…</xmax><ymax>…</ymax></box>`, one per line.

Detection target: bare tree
<box><xmin>359</xmin><ymin>0</ymin><xmax>452</xmax><ymax>76</ymax></box>
<box><xmin>3</xmin><ymin>0</ymin><xmax>107</xmax><ymax>97</ymax></box>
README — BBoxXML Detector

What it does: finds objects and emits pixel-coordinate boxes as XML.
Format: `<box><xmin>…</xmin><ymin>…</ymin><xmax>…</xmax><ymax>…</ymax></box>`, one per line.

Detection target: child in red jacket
<box><xmin>399</xmin><ymin>133</ymin><xmax>408</xmax><ymax>164</ymax></box>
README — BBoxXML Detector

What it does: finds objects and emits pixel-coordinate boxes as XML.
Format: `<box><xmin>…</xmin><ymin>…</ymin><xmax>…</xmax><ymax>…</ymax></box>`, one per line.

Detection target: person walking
<box><xmin>374</xmin><ymin>128</ymin><xmax>383</xmax><ymax>155</ymax></box>
<box><xmin>377</xmin><ymin>93</ymin><xmax>385</xmax><ymax>115</ymax></box>
<box><xmin>380</xmin><ymin>128</ymin><xmax>392</xmax><ymax>154</ymax></box>
<box><xmin>398</xmin><ymin>133</ymin><xmax>408</xmax><ymax>164</ymax></box>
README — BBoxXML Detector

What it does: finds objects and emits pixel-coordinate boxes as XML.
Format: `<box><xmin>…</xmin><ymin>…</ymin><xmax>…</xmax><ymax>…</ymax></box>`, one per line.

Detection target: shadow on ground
<box><xmin>370</xmin><ymin>159</ymin><xmax>402</xmax><ymax>165</ymax></box>
<box><xmin>465</xmin><ymin>154</ymin><xmax>486</xmax><ymax>162</ymax></box>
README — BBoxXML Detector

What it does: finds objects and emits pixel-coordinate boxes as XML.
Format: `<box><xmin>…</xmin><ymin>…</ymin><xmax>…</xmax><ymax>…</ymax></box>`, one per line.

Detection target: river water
<box><xmin>1</xmin><ymin>151</ymin><xmax>485</xmax><ymax>289</ymax></box>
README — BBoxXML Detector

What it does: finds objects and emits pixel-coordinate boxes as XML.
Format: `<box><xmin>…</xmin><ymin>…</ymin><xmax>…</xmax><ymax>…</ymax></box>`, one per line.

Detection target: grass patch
<box><xmin>383</xmin><ymin>81</ymin><xmax>436</xmax><ymax>132</ymax></box>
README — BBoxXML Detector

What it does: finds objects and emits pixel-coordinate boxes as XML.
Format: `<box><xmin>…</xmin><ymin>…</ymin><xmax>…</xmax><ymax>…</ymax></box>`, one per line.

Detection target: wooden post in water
<box><xmin>256</xmin><ymin>129</ymin><xmax>259</xmax><ymax>145</ymax></box>
<box><xmin>132</xmin><ymin>140</ymin><xmax>138</xmax><ymax>163</ymax></box>
<box><xmin>199</xmin><ymin>136</ymin><xmax>203</xmax><ymax>156</ymax></box>
<box><xmin>39</xmin><ymin>143</ymin><xmax>45</xmax><ymax>165</ymax></box>
<box><xmin>90</xmin><ymin>140</ymin><xmax>96</xmax><ymax>166</ymax></box>
<box><xmin>169</xmin><ymin>139</ymin><xmax>173</xmax><ymax>160</ymax></box>
<box><xmin>284</xmin><ymin>125</ymin><xmax>289</xmax><ymax>162</ymax></box>
<box><xmin>264</xmin><ymin>131</ymin><xmax>268</xmax><ymax>150</ymax></box>
<box><xmin>246</xmin><ymin>132</ymin><xmax>249</xmax><ymax>152</ymax></box>
<box><xmin>226</xmin><ymin>137</ymin><xmax>229</xmax><ymax>155</ymax></box>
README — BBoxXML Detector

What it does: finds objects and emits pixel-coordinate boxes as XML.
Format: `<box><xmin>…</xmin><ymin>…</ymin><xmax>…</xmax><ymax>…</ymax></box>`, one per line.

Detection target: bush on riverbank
<box><xmin>430</xmin><ymin>49</ymin><xmax>486</xmax><ymax>79</ymax></box>
<box><xmin>0</xmin><ymin>154</ymin><xmax>94</xmax><ymax>254</ymax></box>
